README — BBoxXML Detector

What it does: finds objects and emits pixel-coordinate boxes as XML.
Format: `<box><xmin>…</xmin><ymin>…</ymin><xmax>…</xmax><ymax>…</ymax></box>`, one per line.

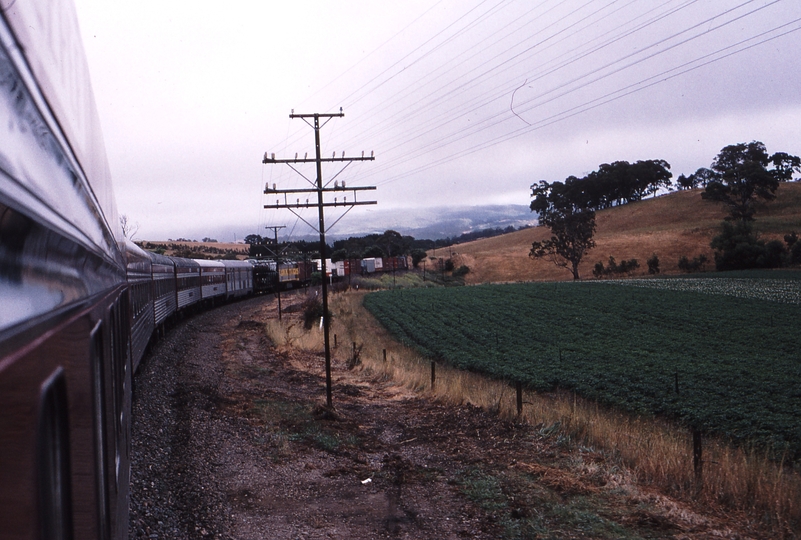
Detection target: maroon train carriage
<box><xmin>0</xmin><ymin>1</ymin><xmax>354</xmax><ymax>537</ymax></box>
<box><xmin>0</xmin><ymin>1</ymin><xmax>133</xmax><ymax>538</ymax></box>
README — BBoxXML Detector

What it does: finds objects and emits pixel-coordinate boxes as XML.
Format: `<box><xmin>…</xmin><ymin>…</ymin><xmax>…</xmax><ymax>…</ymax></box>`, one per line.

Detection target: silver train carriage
<box><xmin>0</xmin><ymin>1</ymin><xmax>132</xmax><ymax>538</ymax></box>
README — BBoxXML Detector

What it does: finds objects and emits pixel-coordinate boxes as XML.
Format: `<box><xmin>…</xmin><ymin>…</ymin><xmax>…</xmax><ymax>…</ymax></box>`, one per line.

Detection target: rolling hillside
<box><xmin>451</xmin><ymin>183</ymin><xmax>801</xmax><ymax>284</ymax></box>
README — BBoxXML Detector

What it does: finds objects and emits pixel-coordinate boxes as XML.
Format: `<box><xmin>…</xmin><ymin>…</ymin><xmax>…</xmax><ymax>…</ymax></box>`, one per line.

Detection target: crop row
<box><xmin>605</xmin><ymin>276</ymin><xmax>801</xmax><ymax>304</ymax></box>
<box><xmin>363</xmin><ymin>279</ymin><xmax>801</xmax><ymax>460</ymax></box>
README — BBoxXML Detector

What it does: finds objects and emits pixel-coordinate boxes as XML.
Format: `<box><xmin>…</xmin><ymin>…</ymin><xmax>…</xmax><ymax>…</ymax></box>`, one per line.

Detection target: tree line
<box><xmin>244</xmin><ymin>225</ymin><xmax>531</xmax><ymax>268</ymax></box>
<box><xmin>530</xmin><ymin>159</ymin><xmax>673</xmax><ymax>213</ymax></box>
<box><xmin>530</xmin><ymin>141</ymin><xmax>801</xmax><ymax>279</ymax></box>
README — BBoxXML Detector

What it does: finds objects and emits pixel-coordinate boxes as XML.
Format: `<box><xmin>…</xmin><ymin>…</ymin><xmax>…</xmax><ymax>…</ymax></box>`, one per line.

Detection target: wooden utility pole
<box><xmin>262</xmin><ymin>110</ymin><xmax>375</xmax><ymax>408</ymax></box>
<box><xmin>265</xmin><ymin>225</ymin><xmax>286</xmax><ymax>321</ymax></box>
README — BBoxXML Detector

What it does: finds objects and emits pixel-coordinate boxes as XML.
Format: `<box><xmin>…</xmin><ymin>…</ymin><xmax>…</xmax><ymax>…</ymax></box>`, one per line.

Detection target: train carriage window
<box><xmin>90</xmin><ymin>323</ymin><xmax>111</xmax><ymax>540</ymax></box>
<box><xmin>108</xmin><ymin>302</ymin><xmax>126</xmax><ymax>489</ymax></box>
<box><xmin>37</xmin><ymin>368</ymin><xmax>74</xmax><ymax>540</ymax></box>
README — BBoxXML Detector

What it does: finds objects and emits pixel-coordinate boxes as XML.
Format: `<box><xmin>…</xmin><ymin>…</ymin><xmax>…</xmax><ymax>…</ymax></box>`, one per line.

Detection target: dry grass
<box><xmin>264</xmin><ymin>317</ymin><xmax>325</xmax><ymax>353</ymax></box>
<box><xmin>452</xmin><ymin>183</ymin><xmax>801</xmax><ymax>283</ymax></box>
<box><xmin>321</xmin><ymin>289</ymin><xmax>801</xmax><ymax>536</ymax></box>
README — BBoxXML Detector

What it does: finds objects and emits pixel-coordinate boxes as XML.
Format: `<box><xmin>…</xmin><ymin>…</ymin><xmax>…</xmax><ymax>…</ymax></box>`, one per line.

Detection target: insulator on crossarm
<box><xmin>362</xmin><ymin>151</ymin><xmax>364</xmax><ymax>158</ymax></box>
<box><xmin>342</xmin><ymin>181</ymin><xmax>346</xmax><ymax>189</ymax></box>
<box><xmin>305</xmin><ymin>153</ymin><xmax>308</xmax><ymax>159</ymax></box>
<box><xmin>272</xmin><ymin>153</ymin><xmax>275</xmax><ymax>160</ymax></box>
<box><xmin>371</xmin><ymin>150</ymin><xmax>374</xmax><ymax>158</ymax></box>
<box><xmin>264</xmin><ymin>152</ymin><xmax>268</xmax><ymax>161</ymax></box>
<box><xmin>273</xmin><ymin>183</ymin><xmax>276</xmax><ymax>191</ymax></box>
<box><xmin>334</xmin><ymin>181</ymin><xmax>339</xmax><ymax>189</ymax></box>
<box><xmin>295</xmin><ymin>153</ymin><xmax>298</xmax><ymax>159</ymax></box>
<box><xmin>341</xmin><ymin>151</ymin><xmax>345</xmax><ymax>158</ymax></box>
<box><xmin>332</xmin><ymin>151</ymin><xmax>335</xmax><ymax>158</ymax></box>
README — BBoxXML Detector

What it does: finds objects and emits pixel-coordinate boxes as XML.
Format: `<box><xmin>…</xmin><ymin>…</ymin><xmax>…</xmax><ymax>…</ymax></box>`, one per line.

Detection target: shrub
<box><xmin>411</xmin><ymin>249</ymin><xmax>427</xmax><ymax>268</ymax></box>
<box><xmin>301</xmin><ymin>294</ymin><xmax>329</xmax><ymax>330</ymax></box>
<box><xmin>677</xmin><ymin>254</ymin><xmax>708</xmax><ymax>273</ymax></box>
<box><xmin>710</xmin><ymin>221</ymin><xmax>786</xmax><ymax>271</ymax></box>
<box><xmin>452</xmin><ymin>265</ymin><xmax>470</xmax><ymax>278</ymax></box>
<box><xmin>592</xmin><ymin>256</ymin><xmax>639</xmax><ymax>278</ymax></box>
<box><xmin>790</xmin><ymin>240</ymin><xmax>801</xmax><ymax>266</ymax></box>
<box><xmin>647</xmin><ymin>253</ymin><xmax>660</xmax><ymax>275</ymax></box>
<box><xmin>784</xmin><ymin>232</ymin><xmax>801</xmax><ymax>266</ymax></box>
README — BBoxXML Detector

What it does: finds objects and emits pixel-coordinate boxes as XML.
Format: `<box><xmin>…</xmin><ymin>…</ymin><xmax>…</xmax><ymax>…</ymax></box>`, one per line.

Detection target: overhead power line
<box><xmin>268</xmin><ymin>1</ymin><xmax>800</xmax><ymax>194</ymax></box>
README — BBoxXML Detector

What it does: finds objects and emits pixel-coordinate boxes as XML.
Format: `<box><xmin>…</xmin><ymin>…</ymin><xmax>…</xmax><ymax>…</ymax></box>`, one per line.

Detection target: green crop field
<box><xmin>363</xmin><ymin>272</ymin><xmax>801</xmax><ymax>460</ymax></box>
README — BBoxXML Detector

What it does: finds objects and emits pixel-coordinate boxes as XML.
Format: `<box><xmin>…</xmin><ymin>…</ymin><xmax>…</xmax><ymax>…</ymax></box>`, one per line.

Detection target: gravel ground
<box><xmin>128</xmin><ymin>294</ymin><xmax>756</xmax><ymax>540</ymax></box>
<box><xmin>129</xmin><ymin>302</ymin><xmax>239</xmax><ymax>539</ymax></box>
<box><xmin>128</xmin><ymin>295</ymin><xmax>510</xmax><ymax>539</ymax></box>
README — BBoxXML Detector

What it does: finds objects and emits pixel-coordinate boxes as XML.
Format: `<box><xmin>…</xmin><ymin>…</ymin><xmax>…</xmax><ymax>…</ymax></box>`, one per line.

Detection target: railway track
<box><xmin>127</xmin><ymin>293</ymin><xmax>752</xmax><ymax>539</ymax></box>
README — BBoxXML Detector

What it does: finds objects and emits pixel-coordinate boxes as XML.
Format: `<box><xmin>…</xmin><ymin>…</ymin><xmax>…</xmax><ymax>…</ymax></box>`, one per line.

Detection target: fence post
<box><xmin>693</xmin><ymin>429</ymin><xmax>703</xmax><ymax>490</ymax></box>
<box><xmin>431</xmin><ymin>361</ymin><xmax>436</xmax><ymax>390</ymax></box>
<box><xmin>516</xmin><ymin>381</ymin><xmax>523</xmax><ymax>418</ymax></box>
<box><xmin>383</xmin><ymin>348</ymin><xmax>387</xmax><ymax>362</ymax></box>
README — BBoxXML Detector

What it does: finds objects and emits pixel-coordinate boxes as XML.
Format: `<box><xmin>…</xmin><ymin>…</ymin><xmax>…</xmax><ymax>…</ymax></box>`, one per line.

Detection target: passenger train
<box><xmin>0</xmin><ymin>2</ymin><xmax>305</xmax><ymax>538</ymax></box>
<box><xmin>0</xmin><ymin>3</ymin><xmax>413</xmax><ymax>538</ymax></box>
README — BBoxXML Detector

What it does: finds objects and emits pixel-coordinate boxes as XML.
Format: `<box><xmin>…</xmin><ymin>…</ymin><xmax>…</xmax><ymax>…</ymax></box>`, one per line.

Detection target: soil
<box><xmin>128</xmin><ymin>294</ymin><xmax>757</xmax><ymax>539</ymax></box>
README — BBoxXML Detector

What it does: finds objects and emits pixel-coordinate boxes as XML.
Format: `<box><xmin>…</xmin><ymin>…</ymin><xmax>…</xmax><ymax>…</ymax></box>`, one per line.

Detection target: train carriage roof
<box><xmin>193</xmin><ymin>259</ymin><xmax>226</xmax><ymax>269</ymax></box>
<box><xmin>2</xmin><ymin>1</ymin><xmax>118</xmax><ymax>240</ymax></box>
<box><xmin>171</xmin><ymin>257</ymin><xmax>200</xmax><ymax>272</ymax></box>
<box><xmin>220</xmin><ymin>260</ymin><xmax>254</xmax><ymax>269</ymax></box>
<box><xmin>0</xmin><ymin>1</ymin><xmax>125</xmax><ymax>300</ymax></box>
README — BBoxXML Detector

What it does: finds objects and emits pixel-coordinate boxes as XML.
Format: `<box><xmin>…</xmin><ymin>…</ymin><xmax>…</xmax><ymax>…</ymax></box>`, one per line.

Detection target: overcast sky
<box><xmin>73</xmin><ymin>0</ymin><xmax>801</xmax><ymax>241</ymax></box>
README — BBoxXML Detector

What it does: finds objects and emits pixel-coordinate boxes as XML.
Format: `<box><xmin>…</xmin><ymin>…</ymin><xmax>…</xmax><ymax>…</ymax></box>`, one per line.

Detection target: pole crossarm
<box><xmin>263</xmin><ymin>154</ymin><xmax>374</xmax><ymax>164</ymax></box>
<box><xmin>264</xmin><ymin>186</ymin><xmax>377</xmax><ymax>209</ymax></box>
<box><xmin>263</xmin><ymin>186</ymin><xmax>376</xmax><ymax>194</ymax></box>
<box><xmin>289</xmin><ymin>112</ymin><xmax>343</xmax><ymax>119</ymax></box>
<box><xmin>260</xmin><ymin>108</ymin><xmax>375</xmax><ymax>409</ymax></box>
<box><xmin>265</xmin><ymin>201</ymin><xmax>377</xmax><ymax>209</ymax></box>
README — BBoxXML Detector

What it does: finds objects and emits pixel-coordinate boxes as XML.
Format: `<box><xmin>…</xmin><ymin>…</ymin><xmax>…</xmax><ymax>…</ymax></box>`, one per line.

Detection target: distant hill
<box><xmin>169</xmin><ymin>204</ymin><xmax>536</xmax><ymax>247</ymax></box>
<box><xmin>450</xmin><ymin>183</ymin><xmax>801</xmax><ymax>284</ymax></box>
<box><xmin>276</xmin><ymin>204</ymin><xmax>536</xmax><ymax>243</ymax></box>
<box><xmin>371</xmin><ymin>205</ymin><xmax>535</xmax><ymax>240</ymax></box>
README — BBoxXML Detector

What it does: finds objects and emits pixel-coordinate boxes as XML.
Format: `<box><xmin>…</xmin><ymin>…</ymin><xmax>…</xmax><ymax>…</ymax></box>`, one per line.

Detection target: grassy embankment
<box><xmin>267</xmin><ymin>289</ymin><xmax>801</xmax><ymax>536</ymax></box>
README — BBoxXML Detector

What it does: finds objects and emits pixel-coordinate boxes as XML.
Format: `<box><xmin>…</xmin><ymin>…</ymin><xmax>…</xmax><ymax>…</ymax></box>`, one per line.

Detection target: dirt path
<box><xmin>129</xmin><ymin>295</ymin><xmax>754</xmax><ymax>539</ymax></box>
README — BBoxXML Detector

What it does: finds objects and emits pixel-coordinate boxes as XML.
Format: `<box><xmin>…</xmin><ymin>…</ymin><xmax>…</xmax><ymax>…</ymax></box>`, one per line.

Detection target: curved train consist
<box><xmin>0</xmin><ymin>2</ymin><xmax>306</xmax><ymax>538</ymax></box>
<box><xmin>0</xmin><ymin>3</ymin><xmax>413</xmax><ymax>538</ymax></box>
